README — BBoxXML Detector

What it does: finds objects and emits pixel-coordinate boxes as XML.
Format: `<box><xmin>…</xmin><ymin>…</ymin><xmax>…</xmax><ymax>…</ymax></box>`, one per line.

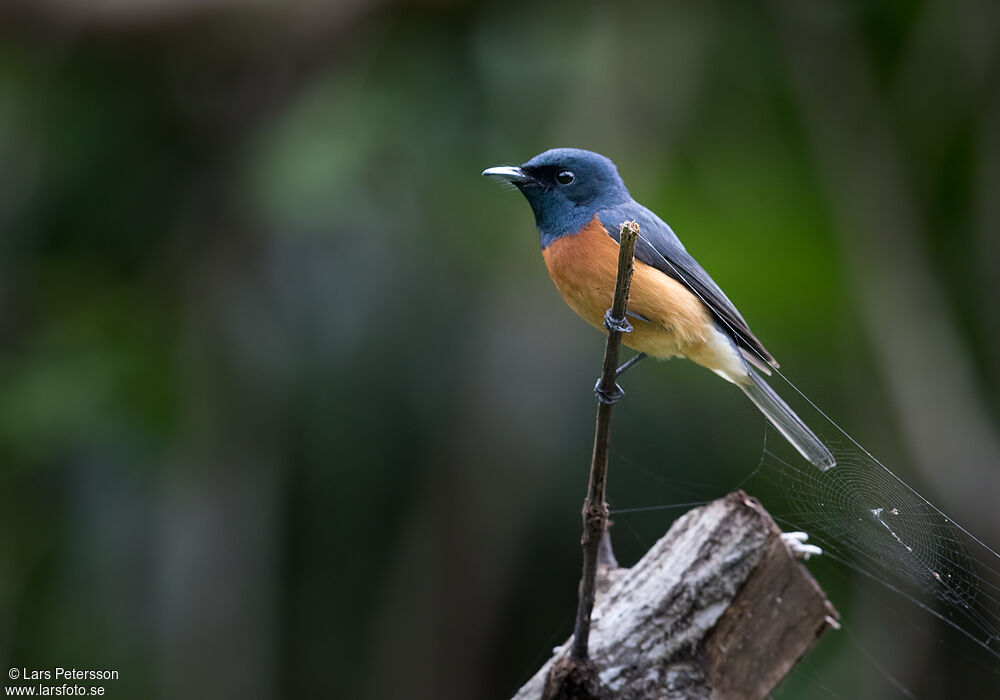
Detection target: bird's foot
<box><xmin>594</xmin><ymin>378</ymin><xmax>624</xmax><ymax>405</ymax></box>
<box><xmin>603</xmin><ymin>309</ymin><xmax>632</xmax><ymax>334</ymax></box>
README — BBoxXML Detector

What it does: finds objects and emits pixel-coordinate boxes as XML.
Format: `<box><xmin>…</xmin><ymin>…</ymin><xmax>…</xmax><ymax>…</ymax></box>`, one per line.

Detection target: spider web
<box><xmin>624</xmin><ymin>228</ymin><xmax>1000</xmax><ymax>670</ymax></box>
<box><xmin>611</xmin><ymin>401</ymin><xmax>1000</xmax><ymax>696</ymax></box>
<box><xmin>745</xmin><ymin>427</ymin><xmax>1000</xmax><ymax>659</ymax></box>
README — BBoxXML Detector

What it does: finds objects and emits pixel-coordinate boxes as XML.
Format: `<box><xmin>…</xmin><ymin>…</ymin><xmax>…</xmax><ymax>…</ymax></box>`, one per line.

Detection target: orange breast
<box><xmin>541</xmin><ymin>216</ymin><xmax>723</xmax><ymax>367</ymax></box>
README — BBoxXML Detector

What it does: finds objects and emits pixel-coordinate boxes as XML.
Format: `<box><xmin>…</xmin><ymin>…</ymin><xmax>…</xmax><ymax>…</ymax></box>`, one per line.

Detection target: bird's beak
<box><xmin>482</xmin><ymin>165</ymin><xmax>530</xmax><ymax>184</ymax></box>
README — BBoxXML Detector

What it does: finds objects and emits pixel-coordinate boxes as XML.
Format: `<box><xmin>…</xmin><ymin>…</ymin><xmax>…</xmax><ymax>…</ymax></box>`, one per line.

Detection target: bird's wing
<box><xmin>598</xmin><ymin>204</ymin><xmax>778</xmax><ymax>372</ymax></box>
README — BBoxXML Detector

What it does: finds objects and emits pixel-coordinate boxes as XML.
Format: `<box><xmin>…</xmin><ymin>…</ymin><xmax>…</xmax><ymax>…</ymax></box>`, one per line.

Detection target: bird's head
<box><xmin>483</xmin><ymin>148</ymin><xmax>631</xmax><ymax>247</ymax></box>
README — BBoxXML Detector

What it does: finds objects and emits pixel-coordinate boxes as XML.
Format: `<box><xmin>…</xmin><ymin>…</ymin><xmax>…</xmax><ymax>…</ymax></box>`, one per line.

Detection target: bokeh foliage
<box><xmin>1</xmin><ymin>1</ymin><xmax>998</xmax><ymax>698</ymax></box>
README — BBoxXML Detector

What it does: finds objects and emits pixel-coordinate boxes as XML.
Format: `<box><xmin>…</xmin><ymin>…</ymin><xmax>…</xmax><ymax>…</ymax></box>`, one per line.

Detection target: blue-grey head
<box><xmin>483</xmin><ymin>148</ymin><xmax>632</xmax><ymax>248</ymax></box>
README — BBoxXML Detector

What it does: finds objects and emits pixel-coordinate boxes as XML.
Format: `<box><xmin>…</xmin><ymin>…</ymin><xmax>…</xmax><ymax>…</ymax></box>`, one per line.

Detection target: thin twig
<box><xmin>570</xmin><ymin>220</ymin><xmax>640</xmax><ymax>662</ymax></box>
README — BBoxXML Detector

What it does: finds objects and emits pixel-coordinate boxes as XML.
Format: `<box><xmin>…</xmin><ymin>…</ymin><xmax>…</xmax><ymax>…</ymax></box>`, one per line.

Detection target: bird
<box><xmin>483</xmin><ymin>148</ymin><xmax>835</xmax><ymax>470</ymax></box>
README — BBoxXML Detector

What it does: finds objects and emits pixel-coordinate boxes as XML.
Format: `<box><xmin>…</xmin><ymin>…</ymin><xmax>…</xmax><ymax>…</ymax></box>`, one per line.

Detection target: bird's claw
<box><xmin>594</xmin><ymin>379</ymin><xmax>624</xmax><ymax>405</ymax></box>
<box><xmin>603</xmin><ymin>309</ymin><xmax>632</xmax><ymax>334</ymax></box>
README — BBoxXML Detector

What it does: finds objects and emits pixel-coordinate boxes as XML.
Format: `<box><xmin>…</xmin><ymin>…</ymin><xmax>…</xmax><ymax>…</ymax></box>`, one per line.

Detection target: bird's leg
<box><xmin>594</xmin><ymin>353</ymin><xmax>644</xmax><ymax>402</ymax></box>
<box><xmin>616</xmin><ymin>352</ymin><xmax>647</xmax><ymax>377</ymax></box>
<box><xmin>594</xmin><ymin>309</ymin><xmax>634</xmax><ymax>404</ymax></box>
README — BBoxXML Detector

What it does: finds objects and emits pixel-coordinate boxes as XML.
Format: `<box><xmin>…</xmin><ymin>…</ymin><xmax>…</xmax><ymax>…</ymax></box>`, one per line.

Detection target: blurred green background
<box><xmin>1</xmin><ymin>0</ymin><xmax>999</xmax><ymax>698</ymax></box>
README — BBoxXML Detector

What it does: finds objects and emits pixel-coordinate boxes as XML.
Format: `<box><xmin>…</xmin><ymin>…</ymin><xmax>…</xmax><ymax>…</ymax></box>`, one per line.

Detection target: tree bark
<box><xmin>516</xmin><ymin>491</ymin><xmax>839</xmax><ymax>700</ymax></box>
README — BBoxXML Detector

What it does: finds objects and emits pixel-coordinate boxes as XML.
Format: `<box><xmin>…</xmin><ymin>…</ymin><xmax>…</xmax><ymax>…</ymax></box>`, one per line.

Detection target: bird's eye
<box><xmin>555</xmin><ymin>170</ymin><xmax>575</xmax><ymax>185</ymax></box>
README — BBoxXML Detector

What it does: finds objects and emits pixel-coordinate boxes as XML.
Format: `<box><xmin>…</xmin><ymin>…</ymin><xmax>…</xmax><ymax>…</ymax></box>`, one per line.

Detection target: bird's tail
<box><xmin>739</xmin><ymin>367</ymin><xmax>836</xmax><ymax>470</ymax></box>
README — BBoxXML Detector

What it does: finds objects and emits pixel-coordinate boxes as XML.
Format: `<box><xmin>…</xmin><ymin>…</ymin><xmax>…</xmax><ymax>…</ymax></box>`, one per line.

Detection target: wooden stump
<box><xmin>515</xmin><ymin>491</ymin><xmax>839</xmax><ymax>700</ymax></box>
